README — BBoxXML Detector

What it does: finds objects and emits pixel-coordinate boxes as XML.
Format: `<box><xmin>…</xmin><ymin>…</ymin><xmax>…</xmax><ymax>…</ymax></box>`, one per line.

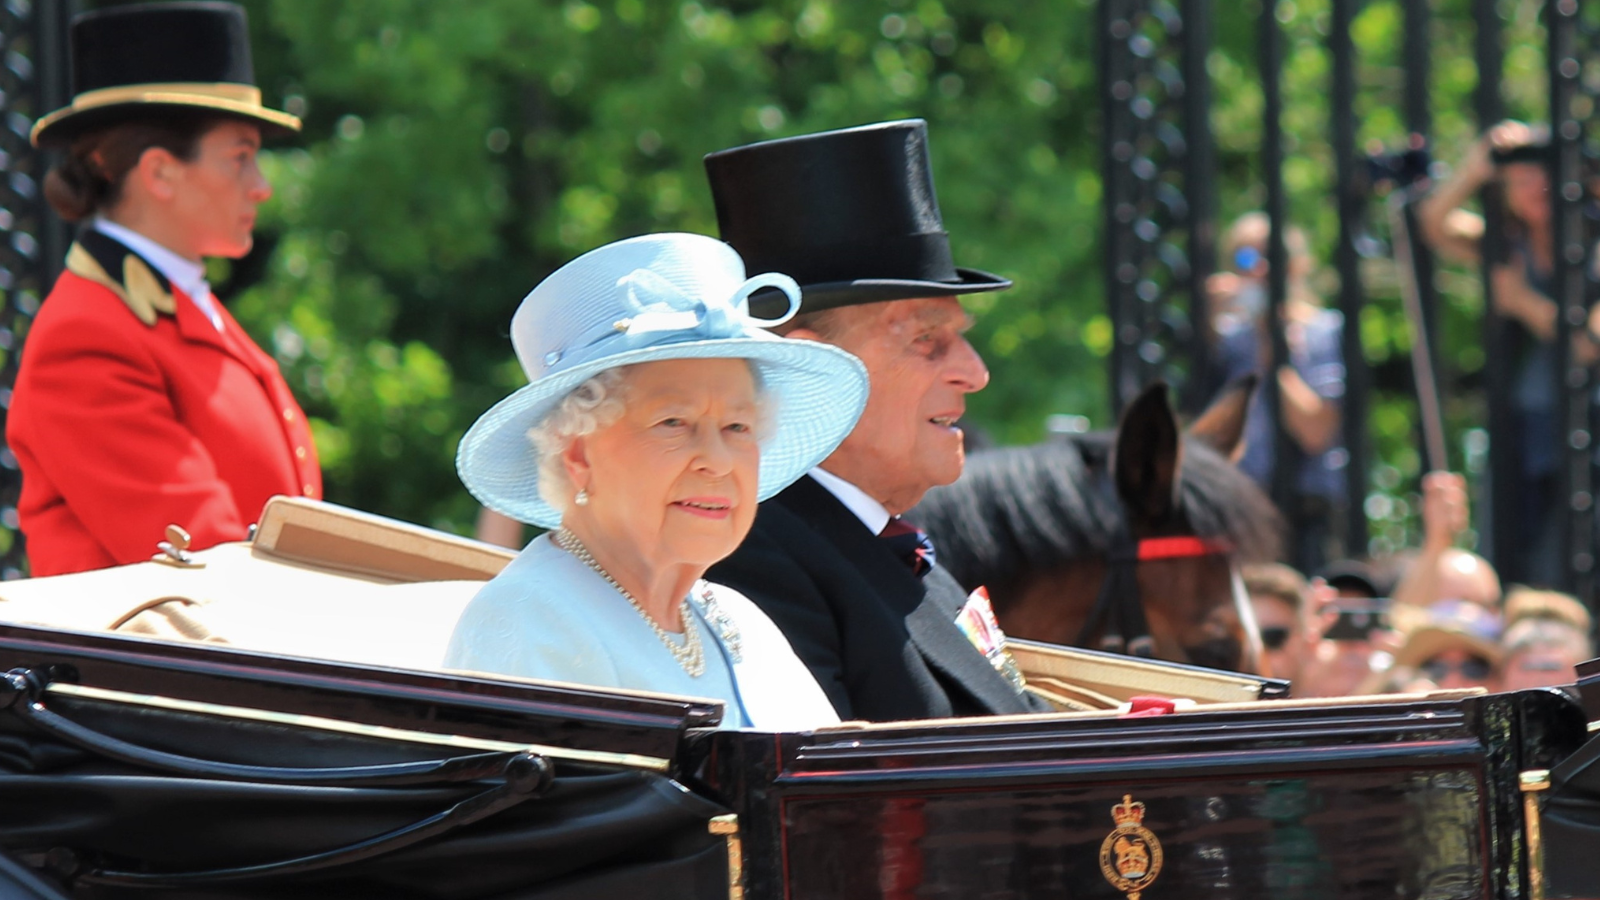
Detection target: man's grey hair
<box><xmin>527</xmin><ymin>361</ymin><xmax>776</xmax><ymax>515</ymax></box>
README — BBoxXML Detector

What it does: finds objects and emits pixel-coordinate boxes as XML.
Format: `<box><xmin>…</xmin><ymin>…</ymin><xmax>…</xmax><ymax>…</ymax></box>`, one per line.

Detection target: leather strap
<box><xmin>1076</xmin><ymin>533</ymin><xmax>1234</xmax><ymax>658</ymax></box>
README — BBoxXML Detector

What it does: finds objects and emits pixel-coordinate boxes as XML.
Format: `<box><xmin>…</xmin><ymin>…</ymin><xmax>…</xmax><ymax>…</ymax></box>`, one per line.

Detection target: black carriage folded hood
<box><xmin>0</xmin><ymin>848</ymin><xmax>72</xmax><ymax>900</ymax></box>
<box><xmin>0</xmin><ymin>623</ymin><xmax>733</xmax><ymax>899</ymax></box>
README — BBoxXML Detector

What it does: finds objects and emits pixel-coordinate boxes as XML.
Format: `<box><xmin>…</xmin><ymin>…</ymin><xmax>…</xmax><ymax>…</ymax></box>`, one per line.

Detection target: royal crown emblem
<box><xmin>1099</xmin><ymin>794</ymin><xmax>1164</xmax><ymax>900</ymax></box>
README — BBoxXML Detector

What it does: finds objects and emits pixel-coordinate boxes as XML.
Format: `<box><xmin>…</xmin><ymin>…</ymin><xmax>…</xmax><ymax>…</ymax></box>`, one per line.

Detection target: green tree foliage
<box><xmin>226</xmin><ymin>0</ymin><xmax>1109</xmax><ymax>534</ymax></box>
<box><xmin>219</xmin><ymin>0</ymin><xmax>1546</xmax><ymax>549</ymax></box>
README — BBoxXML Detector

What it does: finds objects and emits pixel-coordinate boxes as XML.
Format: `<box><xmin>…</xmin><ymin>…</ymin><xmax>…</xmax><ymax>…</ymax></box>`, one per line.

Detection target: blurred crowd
<box><xmin>1245</xmin><ymin>471</ymin><xmax>1594</xmax><ymax>696</ymax></box>
<box><xmin>1209</xmin><ymin>120</ymin><xmax>1600</xmax><ymax>584</ymax></box>
<box><xmin>1212</xmin><ymin>120</ymin><xmax>1597</xmax><ymax>695</ymax></box>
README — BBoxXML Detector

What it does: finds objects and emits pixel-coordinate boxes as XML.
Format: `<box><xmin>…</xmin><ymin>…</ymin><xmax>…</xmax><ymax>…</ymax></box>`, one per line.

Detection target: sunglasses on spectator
<box><xmin>1420</xmin><ymin>656</ymin><xmax>1494</xmax><ymax>682</ymax></box>
<box><xmin>1260</xmin><ymin>627</ymin><xmax>1292</xmax><ymax>651</ymax></box>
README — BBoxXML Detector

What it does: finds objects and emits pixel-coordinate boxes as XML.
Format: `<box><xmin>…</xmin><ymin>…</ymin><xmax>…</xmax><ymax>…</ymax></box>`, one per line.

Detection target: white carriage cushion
<box><xmin>0</xmin><ymin>497</ymin><xmax>519</xmax><ymax>671</ymax></box>
<box><xmin>112</xmin><ymin>596</ymin><xmax>226</xmax><ymax>643</ymax></box>
<box><xmin>0</xmin><ymin>542</ymin><xmax>487</xmax><ymax>670</ymax></box>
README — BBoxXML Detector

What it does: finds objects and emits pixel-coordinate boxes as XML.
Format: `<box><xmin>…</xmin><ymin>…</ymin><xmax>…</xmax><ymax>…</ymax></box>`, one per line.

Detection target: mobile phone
<box><xmin>1324</xmin><ymin>603</ymin><xmax>1390</xmax><ymax>642</ymax></box>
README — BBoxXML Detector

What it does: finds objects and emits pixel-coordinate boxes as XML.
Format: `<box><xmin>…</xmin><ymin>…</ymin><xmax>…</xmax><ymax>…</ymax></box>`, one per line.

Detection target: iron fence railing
<box><xmin>1547</xmin><ymin>0</ymin><xmax>1599</xmax><ymax>604</ymax></box>
<box><xmin>1098</xmin><ymin>0</ymin><xmax>1600</xmax><ymax>606</ymax></box>
<box><xmin>1099</xmin><ymin>0</ymin><xmax>1216</xmax><ymax>417</ymax></box>
<box><xmin>0</xmin><ymin>0</ymin><xmax>71</xmax><ymax>580</ymax></box>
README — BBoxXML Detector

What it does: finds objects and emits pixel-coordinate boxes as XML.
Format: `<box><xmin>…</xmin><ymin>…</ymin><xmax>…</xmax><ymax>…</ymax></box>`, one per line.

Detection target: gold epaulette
<box><xmin>65</xmin><ymin>239</ymin><xmax>177</xmax><ymax>327</ymax></box>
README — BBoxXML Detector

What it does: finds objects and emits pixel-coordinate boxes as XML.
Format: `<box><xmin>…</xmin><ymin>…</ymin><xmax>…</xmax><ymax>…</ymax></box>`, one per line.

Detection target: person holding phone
<box><xmin>1206</xmin><ymin>213</ymin><xmax>1348</xmax><ymax>573</ymax></box>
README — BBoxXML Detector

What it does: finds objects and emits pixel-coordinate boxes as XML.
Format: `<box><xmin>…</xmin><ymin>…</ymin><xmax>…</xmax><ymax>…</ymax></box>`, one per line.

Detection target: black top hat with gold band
<box><xmin>704</xmin><ymin>119</ymin><xmax>1011</xmax><ymax>316</ymax></box>
<box><xmin>30</xmin><ymin>1</ymin><xmax>300</xmax><ymax>149</ymax></box>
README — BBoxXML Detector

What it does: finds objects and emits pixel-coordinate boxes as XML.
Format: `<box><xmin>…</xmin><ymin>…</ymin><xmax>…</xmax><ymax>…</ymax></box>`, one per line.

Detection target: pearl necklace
<box><xmin>553</xmin><ymin>528</ymin><xmax>705</xmax><ymax>677</ymax></box>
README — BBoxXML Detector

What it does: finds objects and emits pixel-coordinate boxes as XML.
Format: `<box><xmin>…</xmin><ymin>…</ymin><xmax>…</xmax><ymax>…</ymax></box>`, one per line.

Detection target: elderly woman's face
<box><xmin>573</xmin><ymin>358</ymin><xmax>762</xmax><ymax>569</ymax></box>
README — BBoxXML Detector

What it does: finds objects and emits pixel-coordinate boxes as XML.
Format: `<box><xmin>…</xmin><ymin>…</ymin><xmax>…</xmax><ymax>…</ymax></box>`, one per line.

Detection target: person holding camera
<box><xmin>1207</xmin><ymin>212</ymin><xmax>1348</xmax><ymax>573</ymax></box>
<box><xmin>1415</xmin><ymin>121</ymin><xmax>1590</xmax><ymax>587</ymax></box>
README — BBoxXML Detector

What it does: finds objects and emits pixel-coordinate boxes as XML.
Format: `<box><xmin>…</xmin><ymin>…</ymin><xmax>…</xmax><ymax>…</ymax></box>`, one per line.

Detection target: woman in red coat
<box><xmin>8</xmin><ymin>3</ymin><xmax>321</xmax><ymax>576</ymax></box>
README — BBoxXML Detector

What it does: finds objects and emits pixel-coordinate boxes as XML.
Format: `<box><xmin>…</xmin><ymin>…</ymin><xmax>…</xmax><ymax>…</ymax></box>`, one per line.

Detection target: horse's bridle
<box><xmin>1074</xmin><ymin>533</ymin><xmax>1237</xmax><ymax>658</ymax></box>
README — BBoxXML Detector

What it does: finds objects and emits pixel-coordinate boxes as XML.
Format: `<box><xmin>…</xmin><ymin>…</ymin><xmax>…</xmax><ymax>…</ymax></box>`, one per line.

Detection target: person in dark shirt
<box><xmin>1415</xmin><ymin>121</ymin><xmax>1593</xmax><ymax>587</ymax></box>
<box><xmin>1209</xmin><ymin>213</ymin><xmax>1348</xmax><ymax>573</ymax></box>
<box><xmin>703</xmin><ymin>120</ymin><xmax>1048</xmax><ymax>722</ymax></box>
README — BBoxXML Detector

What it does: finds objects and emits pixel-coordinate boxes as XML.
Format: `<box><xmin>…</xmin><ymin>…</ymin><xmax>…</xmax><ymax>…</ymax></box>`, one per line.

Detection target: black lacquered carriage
<box><xmin>0</xmin><ymin>618</ymin><xmax>1595</xmax><ymax>900</ymax></box>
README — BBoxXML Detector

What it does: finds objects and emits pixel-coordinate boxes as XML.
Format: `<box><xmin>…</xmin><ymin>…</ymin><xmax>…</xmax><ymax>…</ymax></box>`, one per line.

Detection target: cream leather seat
<box><xmin>0</xmin><ymin>497</ymin><xmax>515</xmax><ymax>671</ymax></box>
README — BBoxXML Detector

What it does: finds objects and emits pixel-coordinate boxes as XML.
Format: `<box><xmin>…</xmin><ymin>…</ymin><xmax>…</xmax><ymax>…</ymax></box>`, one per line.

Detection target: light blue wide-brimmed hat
<box><xmin>457</xmin><ymin>232</ymin><xmax>870</xmax><ymax>527</ymax></box>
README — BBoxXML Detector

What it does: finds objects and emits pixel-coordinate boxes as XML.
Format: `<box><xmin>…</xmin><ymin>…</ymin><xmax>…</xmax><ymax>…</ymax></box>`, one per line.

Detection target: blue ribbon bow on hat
<box><xmin>549</xmin><ymin>268</ymin><xmax>802</xmax><ymax>374</ymax></box>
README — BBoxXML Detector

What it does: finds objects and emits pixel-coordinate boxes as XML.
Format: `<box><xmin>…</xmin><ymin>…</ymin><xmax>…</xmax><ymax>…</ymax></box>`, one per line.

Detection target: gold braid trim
<box><xmin>64</xmin><ymin>242</ymin><xmax>176</xmax><ymax>327</ymax></box>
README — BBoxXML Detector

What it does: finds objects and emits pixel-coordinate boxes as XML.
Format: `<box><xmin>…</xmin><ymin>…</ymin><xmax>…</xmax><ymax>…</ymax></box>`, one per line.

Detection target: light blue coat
<box><xmin>443</xmin><ymin>534</ymin><xmax>840</xmax><ymax>731</ymax></box>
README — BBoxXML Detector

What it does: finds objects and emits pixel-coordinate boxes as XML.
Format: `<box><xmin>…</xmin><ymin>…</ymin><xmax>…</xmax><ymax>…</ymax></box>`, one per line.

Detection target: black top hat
<box><xmin>31</xmin><ymin>1</ymin><xmax>300</xmax><ymax>149</ymax></box>
<box><xmin>705</xmin><ymin>119</ymin><xmax>1011</xmax><ymax>315</ymax></box>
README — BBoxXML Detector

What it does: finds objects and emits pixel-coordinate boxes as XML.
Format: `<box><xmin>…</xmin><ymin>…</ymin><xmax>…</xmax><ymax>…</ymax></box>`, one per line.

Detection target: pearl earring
<box><xmin>574</xmin><ymin>489</ymin><xmax>589</xmax><ymax>507</ymax></box>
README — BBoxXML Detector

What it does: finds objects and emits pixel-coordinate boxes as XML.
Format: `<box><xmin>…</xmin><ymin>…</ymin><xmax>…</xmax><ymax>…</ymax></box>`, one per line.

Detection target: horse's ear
<box><xmin>1188</xmin><ymin>374</ymin><xmax>1257</xmax><ymax>463</ymax></box>
<box><xmin>1113</xmin><ymin>382</ymin><xmax>1181</xmax><ymax>526</ymax></box>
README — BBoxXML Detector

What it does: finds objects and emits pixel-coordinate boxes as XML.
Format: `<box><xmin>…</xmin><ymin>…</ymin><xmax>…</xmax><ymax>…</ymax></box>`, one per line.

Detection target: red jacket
<box><xmin>8</xmin><ymin>232</ymin><xmax>321</xmax><ymax>576</ymax></box>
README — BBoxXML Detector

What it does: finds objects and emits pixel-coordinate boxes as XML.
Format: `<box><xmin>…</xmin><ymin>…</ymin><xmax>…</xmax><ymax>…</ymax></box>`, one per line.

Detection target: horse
<box><xmin>912</xmin><ymin>379</ymin><xmax>1282</xmax><ymax>674</ymax></box>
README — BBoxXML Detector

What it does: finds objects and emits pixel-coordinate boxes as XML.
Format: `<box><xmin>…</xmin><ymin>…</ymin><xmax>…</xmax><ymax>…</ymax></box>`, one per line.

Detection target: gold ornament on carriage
<box><xmin>1098</xmin><ymin>793</ymin><xmax>1164</xmax><ymax>900</ymax></box>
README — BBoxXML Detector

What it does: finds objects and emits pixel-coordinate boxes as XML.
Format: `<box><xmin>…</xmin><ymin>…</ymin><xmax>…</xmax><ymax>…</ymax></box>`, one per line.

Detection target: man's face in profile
<box><xmin>797</xmin><ymin>296</ymin><xmax>989</xmax><ymax>513</ymax></box>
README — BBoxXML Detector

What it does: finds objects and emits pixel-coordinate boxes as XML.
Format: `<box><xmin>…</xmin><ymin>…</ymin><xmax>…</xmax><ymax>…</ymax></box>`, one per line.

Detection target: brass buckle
<box><xmin>151</xmin><ymin>524</ymin><xmax>205</xmax><ymax>569</ymax></box>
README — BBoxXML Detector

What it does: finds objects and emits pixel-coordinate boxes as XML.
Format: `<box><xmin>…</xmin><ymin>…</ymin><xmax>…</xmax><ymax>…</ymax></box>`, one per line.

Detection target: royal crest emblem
<box><xmin>1098</xmin><ymin>794</ymin><xmax>1164</xmax><ymax>900</ymax></box>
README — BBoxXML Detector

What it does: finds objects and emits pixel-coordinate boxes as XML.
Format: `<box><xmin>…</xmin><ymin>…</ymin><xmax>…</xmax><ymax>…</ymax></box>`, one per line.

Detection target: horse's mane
<box><xmin>910</xmin><ymin>434</ymin><xmax>1282</xmax><ymax>596</ymax></box>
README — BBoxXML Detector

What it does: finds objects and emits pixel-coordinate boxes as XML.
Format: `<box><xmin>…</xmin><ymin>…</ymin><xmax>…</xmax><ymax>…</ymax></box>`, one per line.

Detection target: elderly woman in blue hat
<box><xmin>445</xmin><ymin>233</ymin><xmax>867</xmax><ymax>730</ymax></box>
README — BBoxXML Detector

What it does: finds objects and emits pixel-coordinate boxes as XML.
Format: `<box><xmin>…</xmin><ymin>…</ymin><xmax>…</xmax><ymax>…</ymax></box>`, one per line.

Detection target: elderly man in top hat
<box><xmin>705</xmin><ymin>120</ymin><xmax>1047</xmax><ymax>721</ymax></box>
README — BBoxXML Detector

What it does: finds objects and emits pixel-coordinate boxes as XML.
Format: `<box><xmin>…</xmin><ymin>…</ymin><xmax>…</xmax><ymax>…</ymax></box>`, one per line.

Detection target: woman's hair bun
<box><xmin>42</xmin><ymin>113</ymin><xmax>214</xmax><ymax>223</ymax></box>
<box><xmin>43</xmin><ymin>154</ymin><xmax>106</xmax><ymax>223</ymax></box>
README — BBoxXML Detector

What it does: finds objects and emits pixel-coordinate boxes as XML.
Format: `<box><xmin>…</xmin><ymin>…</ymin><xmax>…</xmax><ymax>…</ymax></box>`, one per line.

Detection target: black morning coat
<box><xmin>708</xmin><ymin>475</ymin><xmax>1050</xmax><ymax>722</ymax></box>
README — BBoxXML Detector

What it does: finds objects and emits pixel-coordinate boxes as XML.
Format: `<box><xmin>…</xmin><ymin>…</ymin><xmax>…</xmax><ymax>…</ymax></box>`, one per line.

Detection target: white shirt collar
<box><xmin>807</xmin><ymin>467</ymin><xmax>892</xmax><ymax>535</ymax></box>
<box><xmin>92</xmin><ymin>218</ymin><xmax>223</xmax><ymax>330</ymax></box>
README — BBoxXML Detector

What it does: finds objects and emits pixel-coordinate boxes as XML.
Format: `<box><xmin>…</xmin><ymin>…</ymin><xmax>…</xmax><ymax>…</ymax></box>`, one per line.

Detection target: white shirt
<box><xmin>808</xmin><ymin>466</ymin><xmax>891</xmax><ymax>534</ymax></box>
<box><xmin>92</xmin><ymin>218</ymin><xmax>225</xmax><ymax>331</ymax></box>
<box><xmin>442</xmin><ymin>534</ymin><xmax>841</xmax><ymax>731</ymax></box>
